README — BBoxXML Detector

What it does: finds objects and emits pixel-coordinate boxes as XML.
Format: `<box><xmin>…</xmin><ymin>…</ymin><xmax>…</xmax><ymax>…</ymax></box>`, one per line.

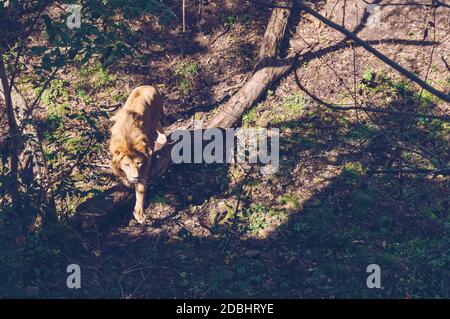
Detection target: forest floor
<box><xmin>1</xmin><ymin>0</ymin><xmax>449</xmax><ymax>298</ymax></box>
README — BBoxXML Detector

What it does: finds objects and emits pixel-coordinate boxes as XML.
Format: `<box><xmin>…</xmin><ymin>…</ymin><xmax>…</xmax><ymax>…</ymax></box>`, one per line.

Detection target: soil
<box><xmin>1</xmin><ymin>0</ymin><xmax>449</xmax><ymax>298</ymax></box>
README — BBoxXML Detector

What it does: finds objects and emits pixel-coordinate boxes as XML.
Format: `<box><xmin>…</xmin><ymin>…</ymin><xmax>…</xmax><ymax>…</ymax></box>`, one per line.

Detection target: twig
<box><xmin>0</xmin><ymin>54</ymin><xmax>20</xmax><ymax>198</ymax></box>
<box><xmin>369</xmin><ymin>167</ymin><xmax>450</xmax><ymax>175</ymax></box>
<box><xmin>8</xmin><ymin>0</ymin><xmax>52</xmax><ymax>92</ymax></box>
<box><xmin>295</xmin><ymin>0</ymin><xmax>450</xmax><ymax>103</ymax></box>
<box><xmin>182</xmin><ymin>0</ymin><xmax>186</xmax><ymax>32</ymax></box>
<box><xmin>362</xmin><ymin>0</ymin><xmax>450</xmax><ymax>9</ymax></box>
<box><xmin>293</xmin><ymin>73</ymin><xmax>450</xmax><ymax>121</ymax></box>
<box><xmin>419</xmin><ymin>5</ymin><xmax>437</xmax><ymax>100</ymax></box>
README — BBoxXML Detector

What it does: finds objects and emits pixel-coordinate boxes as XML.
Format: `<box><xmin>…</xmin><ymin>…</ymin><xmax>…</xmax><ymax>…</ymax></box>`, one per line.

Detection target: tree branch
<box><xmin>0</xmin><ymin>54</ymin><xmax>21</xmax><ymax>198</ymax></box>
<box><xmin>293</xmin><ymin>72</ymin><xmax>450</xmax><ymax>121</ymax></box>
<box><xmin>295</xmin><ymin>0</ymin><xmax>450</xmax><ymax>103</ymax></box>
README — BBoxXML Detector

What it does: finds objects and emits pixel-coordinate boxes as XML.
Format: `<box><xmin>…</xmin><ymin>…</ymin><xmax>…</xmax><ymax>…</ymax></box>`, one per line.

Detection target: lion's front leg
<box><xmin>156</xmin><ymin>120</ymin><xmax>167</xmax><ymax>145</ymax></box>
<box><xmin>133</xmin><ymin>182</ymin><xmax>146</xmax><ymax>224</ymax></box>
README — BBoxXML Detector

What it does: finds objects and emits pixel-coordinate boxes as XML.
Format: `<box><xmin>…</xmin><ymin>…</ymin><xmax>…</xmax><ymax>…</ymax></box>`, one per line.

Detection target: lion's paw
<box><xmin>156</xmin><ymin>132</ymin><xmax>167</xmax><ymax>145</ymax></box>
<box><xmin>133</xmin><ymin>206</ymin><xmax>146</xmax><ymax>224</ymax></box>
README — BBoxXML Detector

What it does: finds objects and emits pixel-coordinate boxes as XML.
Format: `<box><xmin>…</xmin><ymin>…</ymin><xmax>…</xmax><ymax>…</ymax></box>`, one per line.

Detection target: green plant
<box><xmin>79</xmin><ymin>62</ymin><xmax>115</xmax><ymax>91</ymax></box>
<box><xmin>174</xmin><ymin>62</ymin><xmax>199</xmax><ymax>94</ymax></box>
<box><xmin>277</xmin><ymin>194</ymin><xmax>300</xmax><ymax>210</ymax></box>
<box><xmin>243</xmin><ymin>203</ymin><xmax>287</xmax><ymax>236</ymax></box>
<box><xmin>222</xmin><ymin>15</ymin><xmax>237</xmax><ymax>28</ymax></box>
<box><xmin>272</xmin><ymin>94</ymin><xmax>307</xmax><ymax>124</ymax></box>
<box><xmin>242</xmin><ymin>106</ymin><xmax>258</xmax><ymax>127</ymax></box>
<box><xmin>363</xmin><ymin>68</ymin><xmax>375</xmax><ymax>82</ymax></box>
<box><xmin>240</xmin><ymin>14</ymin><xmax>251</xmax><ymax>29</ymax></box>
<box><xmin>38</xmin><ymin>79</ymin><xmax>69</xmax><ymax>118</ymax></box>
<box><xmin>91</xmin><ymin>62</ymin><xmax>115</xmax><ymax>89</ymax></box>
<box><xmin>283</xmin><ymin>94</ymin><xmax>306</xmax><ymax>115</ymax></box>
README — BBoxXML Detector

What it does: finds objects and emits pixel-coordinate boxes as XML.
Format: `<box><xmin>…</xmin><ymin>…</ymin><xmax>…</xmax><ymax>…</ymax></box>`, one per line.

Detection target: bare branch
<box><xmin>0</xmin><ymin>54</ymin><xmax>21</xmax><ymax>198</ymax></box>
<box><xmin>293</xmin><ymin>72</ymin><xmax>450</xmax><ymax>121</ymax></box>
<box><xmin>369</xmin><ymin>167</ymin><xmax>450</xmax><ymax>175</ymax></box>
<box><xmin>295</xmin><ymin>0</ymin><xmax>450</xmax><ymax>103</ymax></box>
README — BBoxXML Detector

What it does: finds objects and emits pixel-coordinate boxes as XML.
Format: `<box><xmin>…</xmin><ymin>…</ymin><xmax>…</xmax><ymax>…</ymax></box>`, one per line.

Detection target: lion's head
<box><xmin>111</xmin><ymin>136</ymin><xmax>151</xmax><ymax>186</ymax></box>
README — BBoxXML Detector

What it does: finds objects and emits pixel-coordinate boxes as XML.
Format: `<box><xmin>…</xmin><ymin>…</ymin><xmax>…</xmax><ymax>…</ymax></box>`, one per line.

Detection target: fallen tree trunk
<box><xmin>207</xmin><ymin>0</ymin><xmax>294</xmax><ymax>128</ymax></box>
<box><xmin>74</xmin><ymin>0</ymin><xmax>296</xmax><ymax>230</ymax></box>
<box><xmin>257</xmin><ymin>0</ymin><xmax>293</xmax><ymax>63</ymax></box>
<box><xmin>207</xmin><ymin>57</ymin><xmax>295</xmax><ymax>129</ymax></box>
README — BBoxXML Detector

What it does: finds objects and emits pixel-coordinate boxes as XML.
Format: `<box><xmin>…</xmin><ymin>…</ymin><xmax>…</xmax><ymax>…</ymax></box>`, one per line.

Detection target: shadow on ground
<box><xmin>1</xmin><ymin>0</ymin><xmax>449</xmax><ymax>299</ymax></box>
<box><xmin>54</xmin><ymin>88</ymin><xmax>450</xmax><ymax>298</ymax></box>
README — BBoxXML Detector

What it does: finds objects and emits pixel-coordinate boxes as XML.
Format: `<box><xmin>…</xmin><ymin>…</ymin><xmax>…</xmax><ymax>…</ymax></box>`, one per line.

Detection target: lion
<box><xmin>109</xmin><ymin>85</ymin><xmax>167</xmax><ymax>224</ymax></box>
